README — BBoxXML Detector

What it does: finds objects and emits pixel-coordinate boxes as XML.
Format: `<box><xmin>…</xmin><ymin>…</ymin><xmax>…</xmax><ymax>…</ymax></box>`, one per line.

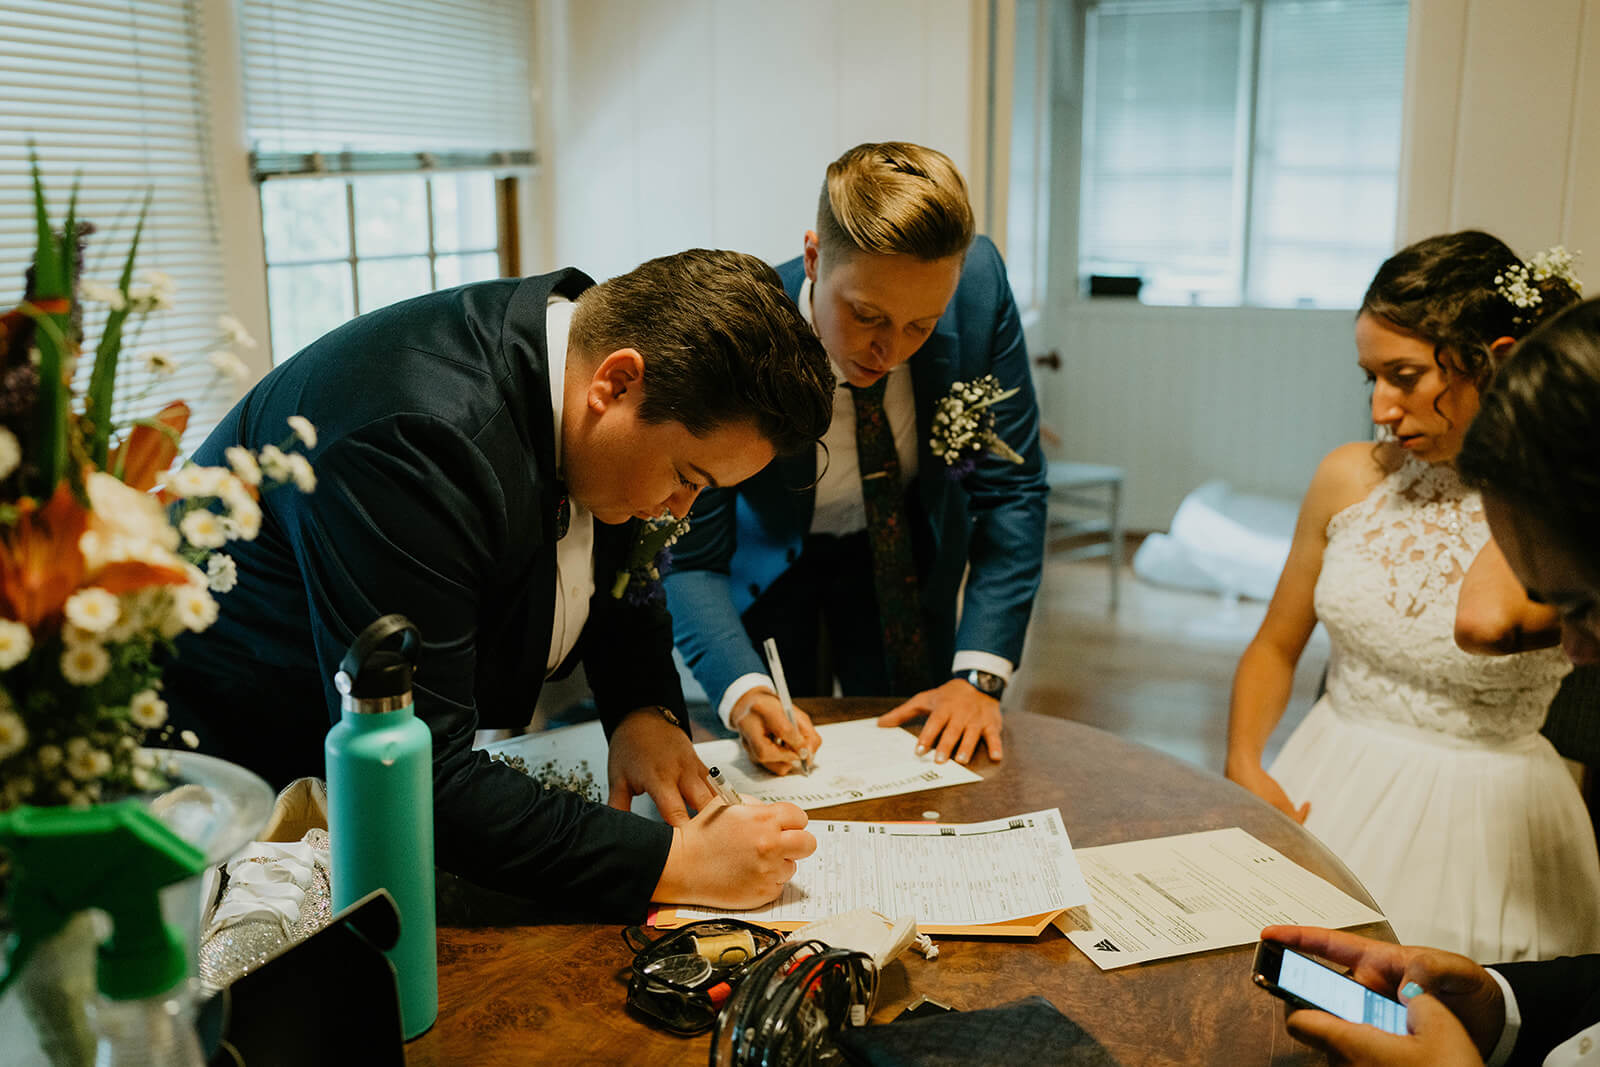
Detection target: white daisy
<box><xmin>168</xmin><ymin>465</ymin><xmax>226</xmax><ymax>499</ymax></box>
<box><xmin>287</xmin><ymin>453</ymin><xmax>317</xmax><ymax>493</ymax></box>
<box><xmin>206</xmin><ymin>553</ymin><xmax>238</xmax><ymax>593</ymax></box>
<box><xmin>128</xmin><ymin>689</ymin><xmax>168</xmax><ymax>730</ymax></box>
<box><xmin>180</xmin><ymin>510</ymin><xmax>228</xmax><ymax>550</ymax></box>
<box><xmin>217</xmin><ymin>314</ymin><xmax>257</xmax><ymax>349</ymax></box>
<box><xmin>79</xmin><ymin>278</ymin><xmax>127</xmax><ymax>311</ymax></box>
<box><xmin>0</xmin><ymin>619</ymin><xmax>33</xmax><ymax>670</ymax></box>
<box><xmin>258</xmin><ymin>444</ymin><xmax>291</xmax><ymax>482</ymax></box>
<box><xmin>225</xmin><ymin>446</ymin><xmax>262</xmax><ymax>486</ymax></box>
<box><xmin>36</xmin><ymin>743</ymin><xmax>62</xmax><ymax>770</ymax></box>
<box><xmin>208</xmin><ymin>349</ymin><xmax>251</xmax><ymax>385</ymax></box>
<box><xmin>173</xmin><ymin>584</ymin><xmax>219</xmax><ymax>632</ymax></box>
<box><xmin>0</xmin><ymin>426</ymin><xmax>20</xmax><ymax>481</ymax></box>
<box><xmin>180</xmin><ymin>729</ymin><xmax>199</xmax><ymax>749</ymax></box>
<box><xmin>0</xmin><ymin>708</ymin><xmax>27</xmax><ymax>760</ymax></box>
<box><xmin>286</xmin><ymin>415</ymin><xmax>318</xmax><ymax>449</ymax></box>
<box><xmin>63</xmin><ymin>587</ymin><xmax>121</xmax><ymax>634</ymax></box>
<box><xmin>143</xmin><ymin>350</ymin><xmax>180</xmax><ymax>377</ymax></box>
<box><xmin>65</xmin><ymin>742</ymin><xmax>112</xmax><ymax>782</ymax></box>
<box><xmin>60</xmin><ymin>642</ymin><xmax>111</xmax><ymax>686</ymax></box>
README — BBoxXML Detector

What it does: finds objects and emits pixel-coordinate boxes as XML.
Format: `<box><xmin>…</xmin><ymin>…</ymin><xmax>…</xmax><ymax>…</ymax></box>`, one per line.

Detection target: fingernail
<box><xmin>1399</xmin><ymin>981</ymin><xmax>1423</xmax><ymax>1000</ymax></box>
<box><xmin>956</xmin><ymin>754</ymin><xmax>968</xmax><ymax>764</ymax></box>
<box><xmin>935</xmin><ymin>752</ymin><xmax>947</xmax><ymax>764</ymax></box>
<box><xmin>916</xmin><ymin>745</ymin><xmax>928</xmax><ymax>755</ymax></box>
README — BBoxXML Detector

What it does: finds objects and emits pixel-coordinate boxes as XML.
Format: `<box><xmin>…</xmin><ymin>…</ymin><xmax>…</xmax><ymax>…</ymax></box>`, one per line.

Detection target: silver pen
<box><xmin>707</xmin><ymin>765</ymin><xmax>742</xmax><ymax>806</ymax></box>
<box><xmin>762</xmin><ymin>637</ymin><xmax>812</xmax><ymax>775</ymax></box>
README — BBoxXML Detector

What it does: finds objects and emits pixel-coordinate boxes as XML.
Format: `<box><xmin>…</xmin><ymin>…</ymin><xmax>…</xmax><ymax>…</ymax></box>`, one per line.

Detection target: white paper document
<box><xmin>665</xmin><ymin>808</ymin><xmax>1090</xmax><ymax>931</ymax></box>
<box><xmin>481</xmin><ymin>717</ymin><xmax>980</xmax><ymax>817</ymax></box>
<box><xmin>1055</xmin><ymin>827</ymin><xmax>1385</xmax><ymax>969</ymax></box>
<box><xmin>696</xmin><ymin>717</ymin><xmax>982</xmax><ymax>809</ymax></box>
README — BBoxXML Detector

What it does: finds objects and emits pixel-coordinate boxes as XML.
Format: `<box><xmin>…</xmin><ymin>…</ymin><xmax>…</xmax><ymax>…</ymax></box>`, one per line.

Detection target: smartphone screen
<box><xmin>1255</xmin><ymin>941</ymin><xmax>1408</xmax><ymax>1036</ymax></box>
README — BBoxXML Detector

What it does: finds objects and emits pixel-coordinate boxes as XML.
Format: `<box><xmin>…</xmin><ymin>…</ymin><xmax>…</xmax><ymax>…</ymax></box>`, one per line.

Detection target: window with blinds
<box><xmin>1</xmin><ymin>0</ymin><xmax>237</xmax><ymax>449</ymax></box>
<box><xmin>236</xmin><ymin>0</ymin><xmax>535</xmax><ymax>363</ymax></box>
<box><xmin>1080</xmin><ymin>0</ymin><xmax>1408</xmax><ymax>308</ymax></box>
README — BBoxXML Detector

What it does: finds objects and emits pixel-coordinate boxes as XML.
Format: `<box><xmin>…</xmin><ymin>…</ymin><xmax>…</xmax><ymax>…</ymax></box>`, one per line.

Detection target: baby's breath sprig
<box><xmin>1495</xmin><ymin>246</ymin><xmax>1583</xmax><ymax>325</ymax></box>
<box><xmin>928</xmin><ymin>375</ymin><xmax>1024</xmax><ymax>479</ymax></box>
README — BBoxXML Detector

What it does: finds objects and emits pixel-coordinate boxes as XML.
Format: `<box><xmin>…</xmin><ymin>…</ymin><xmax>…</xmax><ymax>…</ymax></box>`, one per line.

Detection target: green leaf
<box><xmin>86</xmin><ymin>192</ymin><xmax>150</xmax><ymax>468</ymax></box>
<box><xmin>28</xmin><ymin>150</ymin><xmax>67</xmax><ymax>299</ymax></box>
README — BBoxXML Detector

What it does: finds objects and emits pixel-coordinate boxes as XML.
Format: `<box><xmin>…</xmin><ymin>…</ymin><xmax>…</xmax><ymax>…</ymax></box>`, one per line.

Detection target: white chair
<box><xmin>1045</xmin><ymin>461</ymin><xmax>1125</xmax><ymax>611</ymax></box>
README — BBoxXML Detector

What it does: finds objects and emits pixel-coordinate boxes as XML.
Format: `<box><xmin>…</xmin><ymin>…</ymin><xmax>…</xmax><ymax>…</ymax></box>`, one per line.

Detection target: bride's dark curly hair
<box><xmin>1459</xmin><ymin>297</ymin><xmax>1600</xmax><ymax>556</ymax></box>
<box><xmin>1361</xmin><ymin>230</ymin><xmax>1582</xmax><ymax>392</ymax></box>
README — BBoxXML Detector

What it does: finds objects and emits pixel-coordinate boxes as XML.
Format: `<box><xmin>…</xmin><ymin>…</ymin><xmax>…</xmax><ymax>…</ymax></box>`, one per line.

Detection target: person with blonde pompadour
<box><xmin>667</xmin><ymin>141</ymin><xmax>1048</xmax><ymax>775</ymax></box>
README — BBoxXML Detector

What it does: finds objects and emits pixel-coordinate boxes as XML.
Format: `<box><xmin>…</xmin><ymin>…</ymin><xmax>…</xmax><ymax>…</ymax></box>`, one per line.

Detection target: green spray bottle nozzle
<box><xmin>0</xmin><ymin>799</ymin><xmax>206</xmax><ymax>1001</ymax></box>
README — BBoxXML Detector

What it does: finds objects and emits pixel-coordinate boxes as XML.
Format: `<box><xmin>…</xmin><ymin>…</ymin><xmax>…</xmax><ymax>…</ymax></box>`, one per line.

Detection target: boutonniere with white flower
<box><xmin>929</xmin><ymin>375</ymin><xmax>1024</xmax><ymax>478</ymax></box>
<box><xmin>611</xmin><ymin>514</ymin><xmax>690</xmax><ymax>606</ymax></box>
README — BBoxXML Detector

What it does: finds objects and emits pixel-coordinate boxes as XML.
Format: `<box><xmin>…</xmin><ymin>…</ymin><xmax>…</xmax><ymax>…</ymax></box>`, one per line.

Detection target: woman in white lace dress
<box><xmin>1224</xmin><ymin>231</ymin><xmax>1596</xmax><ymax>962</ymax></box>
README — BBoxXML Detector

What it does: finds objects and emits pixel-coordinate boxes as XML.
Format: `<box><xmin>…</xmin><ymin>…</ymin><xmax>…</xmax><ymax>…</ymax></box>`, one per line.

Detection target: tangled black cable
<box><xmin>710</xmin><ymin>939</ymin><xmax>878</xmax><ymax>1066</ymax></box>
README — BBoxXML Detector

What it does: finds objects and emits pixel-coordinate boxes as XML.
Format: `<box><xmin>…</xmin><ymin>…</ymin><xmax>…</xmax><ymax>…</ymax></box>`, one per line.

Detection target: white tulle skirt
<box><xmin>1270</xmin><ymin>697</ymin><xmax>1600</xmax><ymax>963</ymax></box>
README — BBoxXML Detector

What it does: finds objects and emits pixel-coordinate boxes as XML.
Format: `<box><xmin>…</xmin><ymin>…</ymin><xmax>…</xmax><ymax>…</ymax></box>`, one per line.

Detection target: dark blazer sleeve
<box><xmin>1491</xmin><ymin>956</ymin><xmax>1600</xmax><ymax>1065</ymax></box>
<box><xmin>950</xmin><ymin>238</ymin><xmax>1048</xmax><ymax>664</ymax></box>
<box><xmin>281</xmin><ymin>415</ymin><xmax>673</xmax><ymax>920</ymax></box>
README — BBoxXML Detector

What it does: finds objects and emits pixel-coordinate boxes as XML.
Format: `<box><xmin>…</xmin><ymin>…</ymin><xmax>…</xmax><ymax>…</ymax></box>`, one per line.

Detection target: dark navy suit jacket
<box><xmin>664</xmin><ymin>236</ymin><xmax>1048</xmax><ymax>708</ymax></box>
<box><xmin>1492</xmin><ymin>957</ymin><xmax>1600</xmax><ymax>1064</ymax></box>
<box><xmin>165</xmin><ymin>270</ymin><xmax>685</xmax><ymax>920</ymax></box>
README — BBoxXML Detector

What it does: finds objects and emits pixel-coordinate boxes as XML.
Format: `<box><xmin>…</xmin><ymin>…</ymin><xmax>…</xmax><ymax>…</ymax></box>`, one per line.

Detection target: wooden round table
<box><xmin>408</xmin><ymin>700</ymin><xmax>1391</xmax><ymax>1065</ymax></box>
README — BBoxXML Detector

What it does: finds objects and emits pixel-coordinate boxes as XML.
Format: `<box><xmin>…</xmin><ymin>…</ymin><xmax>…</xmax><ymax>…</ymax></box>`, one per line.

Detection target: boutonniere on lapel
<box><xmin>611</xmin><ymin>514</ymin><xmax>691</xmax><ymax>605</ymax></box>
<box><xmin>929</xmin><ymin>374</ymin><xmax>1025</xmax><ymax>478</ymax></box>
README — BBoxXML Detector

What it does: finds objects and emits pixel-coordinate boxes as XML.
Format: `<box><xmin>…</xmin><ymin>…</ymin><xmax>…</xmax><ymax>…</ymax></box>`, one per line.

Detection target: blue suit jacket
<box><xmin>665</xmin><ymin>236</ymin><xmax>1048</xmax><ymax>708</ymax></box>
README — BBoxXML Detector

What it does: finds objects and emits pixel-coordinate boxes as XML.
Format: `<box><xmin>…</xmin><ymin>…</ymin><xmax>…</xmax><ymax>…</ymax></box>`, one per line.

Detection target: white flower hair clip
<box><xmin>1494</xmin><ymin>246</ymin><xmax>1583</xmax><ymax>325</ymax></box>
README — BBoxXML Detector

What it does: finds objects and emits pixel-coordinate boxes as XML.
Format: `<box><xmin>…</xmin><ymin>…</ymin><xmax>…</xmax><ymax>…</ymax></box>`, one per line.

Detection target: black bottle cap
<box><xmin>335</xmin><ymin>615</ymin><xmax>421</xmax><ymax>700</ymax></box>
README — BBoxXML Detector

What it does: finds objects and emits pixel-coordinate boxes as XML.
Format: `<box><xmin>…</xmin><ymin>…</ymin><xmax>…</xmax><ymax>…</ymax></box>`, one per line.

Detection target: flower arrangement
<box><xmin>0</xmin><ymin>156</ymin><xmax>315</xmax><ymax>811</ymax></box>
<box><xmin>611</xmin><ymin>514</ymin><xmax>690</xmax><ymax>605</ymax></box>
<box><xmin>928</xmin><ymin>375</ymin><xmax>1024</xmax><ymax>478</ymax></box>
<box><xmin>1495</xmin><ymin>246</ymin><xmax>1584</xmax><ymax>325</ymax></box>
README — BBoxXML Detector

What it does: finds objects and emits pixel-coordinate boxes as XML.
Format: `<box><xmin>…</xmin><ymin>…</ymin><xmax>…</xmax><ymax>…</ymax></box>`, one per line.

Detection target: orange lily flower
<box><xmin>111</xmin><ymin>400</ymin><xmax>190</xmax><ymax>492</ymax></box>
<box><xmin>0</xmin><ymin>481</ymin><xmax>90</xmax><ymax>629</ymax></box>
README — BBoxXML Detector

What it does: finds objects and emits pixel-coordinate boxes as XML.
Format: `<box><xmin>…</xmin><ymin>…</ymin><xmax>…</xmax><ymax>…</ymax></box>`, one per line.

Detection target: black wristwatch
<box><xmin>954</xmin><ymin>669</ymin><xmax>1006</xmax><ymax>698</ymax></box>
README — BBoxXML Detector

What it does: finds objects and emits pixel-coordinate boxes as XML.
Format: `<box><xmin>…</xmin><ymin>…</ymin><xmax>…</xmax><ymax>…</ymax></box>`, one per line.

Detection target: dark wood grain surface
<box><xmin>408</xmin><ymin>699</ymin><xmax>1392</xmax><ymax>1065</ymax></box>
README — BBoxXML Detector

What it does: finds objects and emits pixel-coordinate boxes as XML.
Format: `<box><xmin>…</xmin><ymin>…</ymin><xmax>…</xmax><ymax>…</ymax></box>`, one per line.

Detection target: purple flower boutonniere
<box><xmin>929</xmin><ymin>375</ymin><xmax>1024</xmax><ymax>479</ymax></box>
<box><xmin>611</xmin><ymin>514</ymin><xmax>691</xmax><ymax>606</ymax></box>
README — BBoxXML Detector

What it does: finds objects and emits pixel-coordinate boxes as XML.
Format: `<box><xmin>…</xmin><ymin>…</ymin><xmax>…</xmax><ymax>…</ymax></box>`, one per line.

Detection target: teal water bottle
<box><xmin>326</xmin><ymin>615</ymin><xmax>437</xmax><ymax>1039</ymax></box>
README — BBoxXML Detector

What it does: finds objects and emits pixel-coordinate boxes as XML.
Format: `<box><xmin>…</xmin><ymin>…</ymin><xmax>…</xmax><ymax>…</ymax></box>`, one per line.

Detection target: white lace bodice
<box><xmin>1315</xmin><ymin>454</ymin><xmax>1570</xmax><ymax>743</ymax></box>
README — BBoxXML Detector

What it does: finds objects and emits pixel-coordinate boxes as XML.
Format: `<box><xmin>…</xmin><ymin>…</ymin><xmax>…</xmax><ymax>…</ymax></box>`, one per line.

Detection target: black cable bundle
<box><xmin>710</xmin><ymin>939</ymin><xmax>878</xmax><ymax>1067</ymax></box>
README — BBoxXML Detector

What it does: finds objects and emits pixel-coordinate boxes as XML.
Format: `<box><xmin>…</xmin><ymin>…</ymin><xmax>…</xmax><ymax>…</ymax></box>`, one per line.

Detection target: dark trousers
<box><xmin>740</xmin><ymin>531</ymin><xmax>896</xmax><ymax>698</ymax></box>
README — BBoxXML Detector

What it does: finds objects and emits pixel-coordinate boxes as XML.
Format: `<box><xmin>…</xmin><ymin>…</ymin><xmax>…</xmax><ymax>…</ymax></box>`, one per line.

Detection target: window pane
<box><xmin>1080</xmin><ymin>1</ymin><xmax>1244</xmax><ymax>304</ymax></box>
<box><xmin>358</xmin><ymin>256</ymin><xmax>434</xmax><ymax>313</ymax></box>
<box><xmin>433</xmin><ymin>173</ymin><xmax>499</xmax><ymax>252</ymax></box>
<box><xmin>261</xmin><ymin>179</ymin><xmax>350</xmax><ymax>264</ymax></box>
<box><xmin>268</xmin><ymin>263</ymin><xmax>354</xmax><ymax>362</ymax></box>
<box><xmin>352</xmin><ymin>176</ymin><xmax>430</xmax><ymax>257</ymax></box>
<box><xmin>1246</xmin><ymin>0</ymin><xmax>1408</xmax><ymax>308</ymax></box>
<box><xmin>435</xmin><ymin>252</ymin><xmax>503</xmax><ymax>289</ymax></box>
<box><xmin>1006</xmin><ymin>0</ymin><xmax>1043</xmax><ymax>310</ymax></box>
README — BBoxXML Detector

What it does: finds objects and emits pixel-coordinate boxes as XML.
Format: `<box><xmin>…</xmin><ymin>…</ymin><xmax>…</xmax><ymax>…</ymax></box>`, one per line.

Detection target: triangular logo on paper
<box><xmin>1091</xmin><ymin>939</ymin><xmax>1120</xmax><ymax>953</ymax></box>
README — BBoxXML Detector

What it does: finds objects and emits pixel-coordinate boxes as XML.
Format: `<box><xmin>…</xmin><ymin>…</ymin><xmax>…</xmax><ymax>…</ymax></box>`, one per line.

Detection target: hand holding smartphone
<box><xmin>1252</xmin><ymin>939</ymin><xmax>1408</xmax><ymax>1036</ymax></box>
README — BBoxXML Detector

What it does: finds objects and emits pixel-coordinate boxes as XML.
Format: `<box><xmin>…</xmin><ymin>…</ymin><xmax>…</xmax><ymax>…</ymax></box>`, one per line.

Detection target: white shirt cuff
<box><xmin>718</xmin><ymin>673</ymin><xmax>775</xmax><ymax>730</ymax></box>
<box><xmin>951</xmin><ymin>650</ymin><xmax>1015</xmax><ymax>683</ymax></box>
<box><xmin>1484</xmin><ymin>968</ymin><xmax>1521</xmax><ymax>1067</ymax></box>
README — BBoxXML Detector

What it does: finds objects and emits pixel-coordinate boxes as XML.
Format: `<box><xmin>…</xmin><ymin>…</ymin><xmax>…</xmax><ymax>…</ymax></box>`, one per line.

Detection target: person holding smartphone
<box><xmin>1263</xmin><ymin>299</ymin><xmax>1600</xmax><ymax>1066</ymax></box>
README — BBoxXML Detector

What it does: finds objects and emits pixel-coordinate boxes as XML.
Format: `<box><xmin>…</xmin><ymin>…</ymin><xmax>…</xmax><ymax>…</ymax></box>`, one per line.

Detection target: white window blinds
<box><xmin>238</xmin><ymin>0</ymin><xmax>536</xmax><ymax>170</ymax></box>
<box><xmin>1</xmin><ymin>0</ymin><xmax>236</xmax><ymax>449</ymax></box>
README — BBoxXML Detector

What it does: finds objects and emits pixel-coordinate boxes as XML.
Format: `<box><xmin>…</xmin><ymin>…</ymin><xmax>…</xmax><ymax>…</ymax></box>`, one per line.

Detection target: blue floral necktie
<box><xmin>851</xmin><ymin>378</ymin><xmax>930</xmax><ymax>694</ymax></box>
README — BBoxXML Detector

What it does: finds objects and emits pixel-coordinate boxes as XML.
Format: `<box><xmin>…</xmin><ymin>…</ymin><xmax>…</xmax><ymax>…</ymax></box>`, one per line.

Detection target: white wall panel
<box><xmin>541</xmin><ymin>0</ymin><xmax>977</xmax><ymax>280</ymax></box>
<box><xmin>1043</xmin><ymin>305</ymin><xmax>1366</xmax><ymax>531</ymax></box>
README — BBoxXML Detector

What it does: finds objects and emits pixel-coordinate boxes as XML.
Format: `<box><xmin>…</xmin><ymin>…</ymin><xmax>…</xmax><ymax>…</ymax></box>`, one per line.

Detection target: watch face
<box><xmin>965</xmin><ymin>670</ymin><xmax>1003</xmax><ymax>694</ymax></box>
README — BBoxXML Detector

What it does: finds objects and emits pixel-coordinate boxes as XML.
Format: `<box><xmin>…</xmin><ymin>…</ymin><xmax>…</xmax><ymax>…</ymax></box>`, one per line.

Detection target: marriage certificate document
<box><xmin>1055</xmin><ymin>827</ymin><xmax>1384</xmax><ymax>969</ymax></box>
<box><xmin>656</xmin><ymin>808</ymin><xmax>1089</xmax><ymax>935</ymax></box>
